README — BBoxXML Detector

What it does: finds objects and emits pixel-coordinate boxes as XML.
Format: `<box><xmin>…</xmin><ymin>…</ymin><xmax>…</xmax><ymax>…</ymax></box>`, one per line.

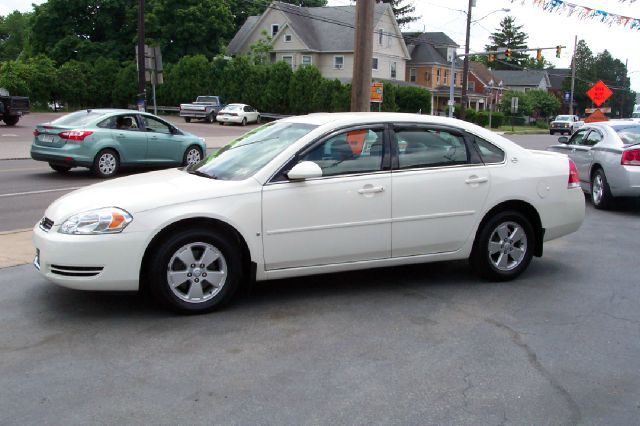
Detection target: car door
<box><xmin>141</xmin><ymin>115</ymin><xmax>182</xmax><ymax>162</ymax></box>
<box><xmin>574</xmin><ymin>129</ymin><xmax>602</xmax><ymax>184</ymax></box>
<box><xmin>390</xmin><ymin>125</ymin><xmax>491</xmax><ymax>257</ymax></box>
<box><xmin>106</xmin><ymin>113</ymin><xmax>148</xmax><ymax>163</ymax></box>
<box><xmin>244</xmin><ymin>105</ymin><xmax>257</xmax><ymax>123</ymax></box>
<box><xmin>549</xmin><ymin>127</ymin><xmax>589</xmax><ymax>159</ymax></box>
<box><xmin>261</xmin><ymin>126</ymin><xmax>391</xmax><ymax>270</ymax></box>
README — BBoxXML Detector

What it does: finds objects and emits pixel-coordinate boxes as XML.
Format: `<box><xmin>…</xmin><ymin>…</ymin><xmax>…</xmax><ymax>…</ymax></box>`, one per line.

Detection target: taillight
<box><xmin>33</xmin><ymin>129</ymin><xmax>40</xmax><ymax>137</ymax></box>
<box><xmin>621</xmin><ymin>149</ymin><xmax>640</xmax><ymax>166</ymax></box>
<box><xmin>58</xmin><ymin>130</ymin><xmax>93</xmax><ymax>141</ymax></box>
<box><xmin>568</xmin><ymin>159</ymin><xmax>580</xmax><ymax>188</ymax></box>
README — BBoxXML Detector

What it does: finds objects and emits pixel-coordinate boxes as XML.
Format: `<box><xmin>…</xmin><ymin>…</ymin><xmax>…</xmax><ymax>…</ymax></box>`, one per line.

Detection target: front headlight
<box><xmin>59</xmin><ymin>207</ymin><xmax>133</xmax><ymax>235</ymax></box>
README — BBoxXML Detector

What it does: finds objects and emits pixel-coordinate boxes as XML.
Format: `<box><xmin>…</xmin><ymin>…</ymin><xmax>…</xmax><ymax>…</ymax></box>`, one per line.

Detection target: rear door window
<box><xmin>394</xmin><ymin>128</ymin><xmax>469</xmax><ymax>169</ymax></box>
<box><xmin>473</xmin><ymin>137</ymin><xmax>505</xmax><ymax>163</ymax></box>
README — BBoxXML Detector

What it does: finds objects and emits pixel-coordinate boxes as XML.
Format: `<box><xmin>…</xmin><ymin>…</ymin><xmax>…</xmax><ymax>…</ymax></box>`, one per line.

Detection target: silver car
<box><xmin>548</xmin><ymin>121</ymin><xmax>640</xmax><ymax>209</ymax></box>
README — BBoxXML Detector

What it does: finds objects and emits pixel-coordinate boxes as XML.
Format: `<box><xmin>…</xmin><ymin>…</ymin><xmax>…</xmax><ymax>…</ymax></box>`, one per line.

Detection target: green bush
<box><xmin>463</xmin><ymin>108</ymin><xmax>476</xmax><ymax>123</ymax></box>
<box><xmin>395</xmin><ymin>85</ymin><xmax>431</xmax><ymax>113</ymax></box>
<box><xmin>491</xmin><ymin>112</ymin><xmax>504</xmax><ymax>128</ymax></box>
<box><xmin>534</xmin><ymin>119</ymin><xmax>549</xmax><ymax>129</ymax></box>
<box><xmin>475</xmin><ymin>111</ymin><xmax>490</xmax><ymax>127</ymax></box>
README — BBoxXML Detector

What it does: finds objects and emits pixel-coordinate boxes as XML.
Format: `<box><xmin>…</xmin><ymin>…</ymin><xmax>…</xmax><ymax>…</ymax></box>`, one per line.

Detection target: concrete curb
<box><xmin>0</xmin><ymin>229</ymin><xmax>34</xmax><ymax>268</ymax></box>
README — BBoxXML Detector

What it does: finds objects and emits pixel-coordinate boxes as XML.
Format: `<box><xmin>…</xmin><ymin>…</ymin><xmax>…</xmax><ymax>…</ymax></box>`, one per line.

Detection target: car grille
<box><xmin>50</xmin><ymin>265</ymin><xmax>104</xmax><ymax>277</ymax></box>
<box><xmin>39</xmin><ymin>217</ymin><xmax>54</xmax><ymax>232</ymax></box>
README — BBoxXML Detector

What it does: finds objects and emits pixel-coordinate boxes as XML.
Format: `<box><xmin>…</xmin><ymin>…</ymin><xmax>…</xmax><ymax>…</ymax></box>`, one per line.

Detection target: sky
<box><xmin>2</xmin><ymin>0</ymin><xmax>639</xmax><ymax>94</ymax></box>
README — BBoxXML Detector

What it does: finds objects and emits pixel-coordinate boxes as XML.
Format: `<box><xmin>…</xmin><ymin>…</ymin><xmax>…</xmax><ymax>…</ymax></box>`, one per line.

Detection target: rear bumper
<box><xmin>31</xmin><ymin>143</ymin><xmax>94</xmax><ymax>167</ymax></box>
<box><xmin>610</xmin><ymin>166</ymin><xmax>640</xmax><ymax>197</ymax></box>
<box><xmin>30</xmin><ymin>151</ymin><xmax>93</xmax><ymax>167</ymax></box>
<box><xmin>179</xmin><ymin>112</ymin><xmax>214</xmax><ymax>118</ymax></box>
<box><xmin>217</xmin><ymin>115</ymin><xmax>243</xmax><ymax>124</ymax></box>
<box><xmin>542</xmin><ymin>188</ymin><xmax>585</xmax><ymax>242</ymax></box>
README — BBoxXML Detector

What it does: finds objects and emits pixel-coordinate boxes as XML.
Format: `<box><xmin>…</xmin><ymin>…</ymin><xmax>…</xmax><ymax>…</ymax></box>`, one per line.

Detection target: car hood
<box><xmin>44</xmin><ymin>168</ymin><xmax>256</xmax><ymax>223</ymax></box>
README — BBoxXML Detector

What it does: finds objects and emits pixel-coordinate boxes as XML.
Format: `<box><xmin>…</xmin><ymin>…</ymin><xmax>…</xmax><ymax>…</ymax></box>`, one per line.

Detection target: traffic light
<box><xmin>506</xmin><ymin>48</ymin><xmax>512</xmax><ymax>60</ymax></box>
<box><xmin>536</xmin><ymin>49</ymin><xmax>542</xmax><ymax>62</ymax></box>
<box><xmin>556</xmin><ymin>46</ymin><xmax>562</xmax><ymax>58</ymax></box>
<box><xmin>488</xmin><ymin>53</ymin><xmax>495</xmax><ymax>63</ymax></box>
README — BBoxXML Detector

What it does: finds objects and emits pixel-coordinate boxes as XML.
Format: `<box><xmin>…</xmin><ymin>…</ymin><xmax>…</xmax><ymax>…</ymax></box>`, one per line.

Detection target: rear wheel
<box><xmin>591</xmin><ymin>169</ymin><xmax>614</xmax><ymax>209</ymax></box>
<box><xmin>3</xmin><ymin>116</ymin><xmax>19</xmax><ymax>126</ymax></box>
<box><xmin>256</xmin><ymin>115</ymin><xmax>261</xmax><ymax>124</ymax></box>
<box><xmin>241</xmin><ymin>117</ymin><xmax>247</xmax><ymax>126</ymax></box>
<box><xmin>184</xmin><ymin>117</ymin><xmax>191</xmax><ymax>123</ymax></box>
<box><xmin>147</xmin><ymin>228</ymin><xmax>242</xmax><ymax>314</ymax></box>
<box><xmin>470</xmin><ymin>211</ymin><xmax>534</xmax><ymax>281</ymax></box>
<box><xmin>92</xmin><ymin>149</ymin><xmax>119</xmax><ymax>178</ymax></box>
<box><xmin>49</xmin><ymin>163</ymin><xmax>71</xmax><ymax>173</ymax></box>
<box><xmin>182</xmin><ymin>145</ymin><xmax>202</xmax><ymax>166</ymax></box>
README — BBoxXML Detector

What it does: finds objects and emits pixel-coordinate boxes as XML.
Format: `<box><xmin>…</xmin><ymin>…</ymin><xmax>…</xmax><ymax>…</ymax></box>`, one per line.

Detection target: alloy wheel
<box><xmin>487</xmin><ymin>221</ymin><xmax>528</xmax><ymax>271</ymax></box>
<box><xmin>99</xmin><ymin>153</ymin><xmax>117</xmax><ymax>176</ymax></box>
<box><xmin>186</xmin><ymin>148</ymin><xmax>201</xmax><ymax>165</ymax></box>
<box><xmin>592</xmin><ymin>174</ymin><xmax>603</xmax><ymax>205</ymax></box>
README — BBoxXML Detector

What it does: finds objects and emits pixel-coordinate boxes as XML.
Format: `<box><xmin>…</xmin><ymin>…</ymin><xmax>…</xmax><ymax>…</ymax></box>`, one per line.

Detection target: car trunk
<box><xmin>34</xmin><ymin>125</ymin><xmax>75</xmax><ymax>148</ymax></box>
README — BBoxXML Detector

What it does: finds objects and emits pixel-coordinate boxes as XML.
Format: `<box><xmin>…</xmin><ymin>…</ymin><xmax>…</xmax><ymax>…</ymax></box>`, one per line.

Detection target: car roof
<box><xmin>586</xmin><ymin>120</ymin><xmax>639</xmax><ymax>130</ymax></box>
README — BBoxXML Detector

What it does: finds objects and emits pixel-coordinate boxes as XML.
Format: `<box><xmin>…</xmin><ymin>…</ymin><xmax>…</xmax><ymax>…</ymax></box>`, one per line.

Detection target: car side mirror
<box><xmin>558</xmin><ymin>136</ymin><xmax>569</xmax><ymax>144</ymax></box>
<box><xmin>287</xmin><ymin>161</ymin><xmax>322</xmax><ymax>181</ymax></box>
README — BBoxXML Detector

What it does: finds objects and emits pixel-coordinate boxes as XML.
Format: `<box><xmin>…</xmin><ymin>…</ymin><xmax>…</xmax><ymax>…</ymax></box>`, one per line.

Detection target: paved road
<box><xmin>1</xmin><ymin>200</ymin><xmax>639</xmax><ymax>424</ymax></box>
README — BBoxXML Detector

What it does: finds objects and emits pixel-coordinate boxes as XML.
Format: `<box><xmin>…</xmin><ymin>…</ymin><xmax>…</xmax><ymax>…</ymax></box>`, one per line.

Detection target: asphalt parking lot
<box><xmin>1</xmin><ymin>114</ymin><xmax>639</xmax><ymax>424</ymax></box>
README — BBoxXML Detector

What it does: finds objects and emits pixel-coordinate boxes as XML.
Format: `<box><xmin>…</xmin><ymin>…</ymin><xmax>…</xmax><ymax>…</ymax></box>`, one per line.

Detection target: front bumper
<box><xmin>32</xmin><ymin>223</ymin><xmax>148</xmax><ymax>291</ymax></box>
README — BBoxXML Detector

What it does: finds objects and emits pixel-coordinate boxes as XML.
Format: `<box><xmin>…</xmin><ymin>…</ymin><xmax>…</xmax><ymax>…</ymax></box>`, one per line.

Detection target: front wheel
<box><xmin>92</xmin><ymin>149</ymin><xmax>120</xmax><ymax>178</ymax></box>
<box><xmin>184</xmin><ymin>117</ymin><xmax>191</xmax><ymax>123</ymax></box>
<box><xmin>49</xmin><ymin>163</ymin><xmax>71</xmax><ymax>173</ymax></box>
<box><xmin>146</xmin><ymin>228</ymin><xmax>243</xmax><ymax>314</ymax></box>
<box><xmin>256</xmin><ymin>115</ymin><xmax>261</xmax><ymax>124</ymax></box>
<box><xmin>549</xmin><ymin>130</ymin><xmax>554</xmax><ymax>135</ymax></box>
<box><xmin>591</xmin><ymin>169</ymin><xmax>614</xmax><ymax>209</ymax></box>
<box><xmin>183</xmin><ymin>145</ymin><xmax>203</xmax><ymax>166</ymax></box>
<box><xmin>470</xmin><ymin>211</ymin><xmax>534</xmax><ymax>281</ymax></box>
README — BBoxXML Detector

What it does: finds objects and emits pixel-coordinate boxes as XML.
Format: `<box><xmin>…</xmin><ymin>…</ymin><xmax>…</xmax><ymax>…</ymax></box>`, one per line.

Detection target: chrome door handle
<box><xmin>358</xmin><ymin>186</ymin><xmax>384</xmax><ymax>194</ymax></box>
<box><xmin>116</xmin><ymin>133</ymin><xmax>125</xmax><ymax>138</ymax></box>
<box><xmin>465</xmin><ymin>176</ymin><xmax>488</xmax><ymax>184</ymax></box>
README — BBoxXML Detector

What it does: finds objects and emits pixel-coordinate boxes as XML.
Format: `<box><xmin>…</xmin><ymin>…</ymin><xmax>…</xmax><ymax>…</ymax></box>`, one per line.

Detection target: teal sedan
<box><xmin>30</xmin><ymin>109</ymin><xmax>207</xmax><ymax>178</ymax></box>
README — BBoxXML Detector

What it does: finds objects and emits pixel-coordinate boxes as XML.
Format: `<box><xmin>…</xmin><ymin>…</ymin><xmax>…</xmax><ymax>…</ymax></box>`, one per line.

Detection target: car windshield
<box><xmin>555</xmin><ymin>115</ymin><xmax>572</xmax><ymax>121</ymax></box>
<box><xmin>615</xmin><ymin>125</ymin><xmax>640</xmax><ymax>145</ymax></box>
<box><xmin>50</xmin><ymin>110</ymin><xmax>108</xmax><ymax>127</ymax></box>
<box><xmin>187</xmin><ymin>122</ymin><xmax>318</xmax><ymax>180</ymax></box>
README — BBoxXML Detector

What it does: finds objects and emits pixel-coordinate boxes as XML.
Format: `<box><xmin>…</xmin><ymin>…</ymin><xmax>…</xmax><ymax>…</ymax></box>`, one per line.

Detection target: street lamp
<box><xmin>459</xmin><ymin>6</ymin><xmax>510</xmax><ymax>121</ymax></box>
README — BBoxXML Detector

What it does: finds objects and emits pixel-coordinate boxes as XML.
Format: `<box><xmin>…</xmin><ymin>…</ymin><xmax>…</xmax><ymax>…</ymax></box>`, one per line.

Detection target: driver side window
<box><xmin>299</xmin><ymin>128</ymin><xmax>385</xmax><ymax>177</ymax></box>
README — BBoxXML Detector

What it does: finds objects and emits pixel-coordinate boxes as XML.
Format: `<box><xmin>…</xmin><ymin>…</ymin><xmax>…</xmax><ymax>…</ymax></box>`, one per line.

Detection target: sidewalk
<box><xmin>0</xmin><ymin>229</ymin><xmax>33</xmax><ymax>268</ymax></box>
<box><xmin>0</xmin><ymin>138</ymin><xmax>31</xmax><ymax>160</ymax></box>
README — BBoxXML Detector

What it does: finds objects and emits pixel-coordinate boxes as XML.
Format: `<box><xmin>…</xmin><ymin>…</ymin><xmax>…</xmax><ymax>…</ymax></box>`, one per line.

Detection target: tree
<box><xmin>0</xmin><ymin>11</ymin><xmax>31</xmax><ymax>61</ymax></box>
<box><xmin>526</xmin><ymin>89</ymin><xmax>560</xmax><ymax>118</ymax></box>
<box><xmin>376</xmin><ymin>0</ymin><xmax>418</xmax><ymax>27</ymax></box>
<box><xmin>484</xmin><ymin>16</ymin><xmax>529</xmax><ymax>70</ymax></box>
<box><xmin>499</xmin><ymin>90</ymin><xmax>532</xmax><ymax>116</ymax></box>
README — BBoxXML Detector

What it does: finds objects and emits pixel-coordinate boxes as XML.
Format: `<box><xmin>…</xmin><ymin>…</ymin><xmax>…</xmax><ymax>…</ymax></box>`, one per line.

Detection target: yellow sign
<box><xmin>370</xmin><ymin>82</ymin><xmax>384</xmax><ymax>103</ymax></box>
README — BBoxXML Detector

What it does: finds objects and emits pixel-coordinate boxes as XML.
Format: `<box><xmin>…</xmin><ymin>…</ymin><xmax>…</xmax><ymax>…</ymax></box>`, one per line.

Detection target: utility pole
<box><xmin>569</xmin><ymin>35</ymin><xmax>577</xmax><ymax>115</ymax></box>
<box><xmin>459</xmin><ymin>0</ymin><xmax>473</xmax><ymax>120</ymax></box>
<box><xmin>350</xmin><ymin>0</ymin><xmax>374</xmax><ymax>112</ymax></box>
<box><xmin>137</xmin><ymin>0</ymin><xmax>146</xmax><ymax>111</ymax></box>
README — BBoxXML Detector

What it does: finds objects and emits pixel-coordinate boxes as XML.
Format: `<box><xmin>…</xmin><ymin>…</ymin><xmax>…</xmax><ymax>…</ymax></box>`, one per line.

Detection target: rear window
<box><xmin>51</xmin><ymin>111</ymin><xmax>107</xmax><ymax>127</ymax></box>
<box><xmin>224</xmin><ymin>105</ymin><xmax>243</xmax><ymax>111</ymax></box>
<box><xmin>615</xmin><ymin>126</ymin><xmax>640</xmax><ymax>145</ymax></box>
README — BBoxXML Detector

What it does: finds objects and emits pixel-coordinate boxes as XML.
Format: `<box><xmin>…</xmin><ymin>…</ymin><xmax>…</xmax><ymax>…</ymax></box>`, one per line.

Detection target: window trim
<box><xmin>372</xmin><ymin>57</ymin><xmax>379</xmax><ymax>71</ymax></box>
<box><xmin>378</xmin><ymin>28</ymin><xmax>384</xmax><ymax>45</ymax></box>
<box><xmin>409</xmin><ymin>68</ymin><xmax>416</xmax><ymax>82</ymax></box>
<box><xmin>284</xmin><ymin>33</ymin><xmax>292</xmax><ymax>42</ymax></box>
<box><xmin>271</xmin><ymin>24</ymin><xmax>279</xmax><ymax>37</ymax></box>
<box><xmin>302</xmin><ymin>55</ymin><xmax>312</xmax><ymax>66</ymax></box>
<box><xmin>282</xmin><ymin>55</ymin><xmax>293</xmax><ymax>68</ymax></box>
<box><xmin>390</xmin><ymin>61</ymin><xmax>397</xmax><ymax>79</ymax></box>
<box><xmin>333</xmin><ymin>55</ymin><xmax>344</xmax><ymax>70</ymax></box>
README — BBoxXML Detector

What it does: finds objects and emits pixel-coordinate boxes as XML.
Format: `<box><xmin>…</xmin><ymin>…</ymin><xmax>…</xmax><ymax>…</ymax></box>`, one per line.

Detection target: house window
<box><xmin>444</xmin><ymin>70</ymin><xmax>449</xmax><ymax>85</ymax></box>
<box><xmin>271</xmin><ymin>24</ymin><xmax>279</xmax><ymax>37</ymax></box>
<box><xmin>284</xmin><ymin>33</ymin><xmax>292</xmax><ymax>42</ymax></box>
<box><xmin>436</xmin><ymin>69</ymin><xmax>441</xmax><ymax>84</ymax></box>
<box><xmin>390</xmin><ymin>61</ymin><xmax>397</xmax><ymax>79</ymax></box>
<box><xmin>282</xmin><ymin>55</ymin><xmax>293</xmax><ymax>68</ymax></box>
<box><xmin>372</xmin><ymin>57</ymin><xmax>379</xmax><ymax>71</ymax></box>
<box><xmin>468</xmin><ymin>81</ymin><xmax>476</xmax><ymax>92</ymax></box>
<box><xmin>302</xmin><ymin>55</ymin><xmax>312</xmax><ymax>66</ymax></box>
<box><xmin>378</xmin><ymin>28</ymin><xmax>384</xmax><ymax>45</ymax></box>
<box><xmin>334</xmin><ymin>56</ymin><xmax>344</xmax><ymax>70</ymax></box>
<box><xmin>454</xmin><ymin>72</ymin><xmax>457</xmax><ymax>85</ymax></box>
<box><xmin>425</xmin><ymin>72</ymin><xmax>431</xmax><ymax>83</ymax></box>
<box><xmin>410</xmin><ymin>68</ymin><xmax>416</xmax><ymax>82</ymax></box>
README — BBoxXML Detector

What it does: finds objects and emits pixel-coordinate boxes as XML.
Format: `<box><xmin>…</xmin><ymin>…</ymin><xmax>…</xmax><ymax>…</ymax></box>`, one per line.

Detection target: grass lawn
<box><xmin>496</xmin><ymin>125</ymin><xmax>549</xmax><ymax>134</ymax></box>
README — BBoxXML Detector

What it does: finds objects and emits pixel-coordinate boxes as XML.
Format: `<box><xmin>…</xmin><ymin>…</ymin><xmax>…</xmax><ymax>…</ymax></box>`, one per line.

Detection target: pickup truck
<box><xmin>0</xmin><ymin>88</ymin><xmax>30</xmax><ymax>126</ymax></box>
<box><xmin>179</xmin><ymin>96</ymin><xmax>225</xmax><ymax>123</ymax></box>
<box><xmin>549</xmin><ymin>114</ymin><xmax>583</xmax><ymax>135</ymax></box>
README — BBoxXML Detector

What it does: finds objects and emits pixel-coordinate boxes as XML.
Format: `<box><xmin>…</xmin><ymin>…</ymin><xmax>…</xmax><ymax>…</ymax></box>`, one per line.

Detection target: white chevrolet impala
<box><xmin>33</xmin><ymin>113</ymin><xmax>585</xmax><ymax>313</ymax></box>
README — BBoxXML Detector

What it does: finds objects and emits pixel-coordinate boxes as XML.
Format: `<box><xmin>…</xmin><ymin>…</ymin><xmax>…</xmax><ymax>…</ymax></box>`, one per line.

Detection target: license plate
<box><xmin>40</xmin><ymin>134</ymin><xmax>54</xmax><ymax>143</ymax></box>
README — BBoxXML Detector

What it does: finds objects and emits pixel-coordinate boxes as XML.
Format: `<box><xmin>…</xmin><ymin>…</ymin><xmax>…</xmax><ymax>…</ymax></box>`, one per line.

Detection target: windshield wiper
<box><xmin>187</xmin><ymin>169</ymin><xmax>218</xmax><ymax>179</ymax></box>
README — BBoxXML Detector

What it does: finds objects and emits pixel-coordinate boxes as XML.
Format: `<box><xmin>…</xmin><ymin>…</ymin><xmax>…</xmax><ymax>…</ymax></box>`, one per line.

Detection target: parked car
<box><xmin>547</xmin><ymin>120</ymin><xmax>640</xmax><ymax>209</ymax></box>
<box><xmin>30</xmin><ymin>109</ymin><xmax>207</xmax><ymax>178</ymax></box>
<box><xmin>33</xmin><ymin>113</ymin><xmax>585</xmax><ymax>313</ymax></box>
<box><xmin>217</xmin><ymin>103</ymin><xmax>261</xmax><ymax>126</ymax></box>
<box><xmin>0</xmin><ymin>88</ymin><xmax>29</xmax><ymax>126</ymax></box>
<box><xmin>179</xmin><ymin>96</ymin><xmax>225</xmax><ymax>123</ymax></box>
<box><xmin>549</xmin><ymin>115</ymin><xmax>583</xmax><ymax>135</ymax></box>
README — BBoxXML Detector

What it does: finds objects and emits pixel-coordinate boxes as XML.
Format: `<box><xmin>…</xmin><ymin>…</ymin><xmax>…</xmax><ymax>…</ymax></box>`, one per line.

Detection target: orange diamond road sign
<box><xmin>584</xmin><ymin>109</ymin><xmax>609</xmax><ymax>123</ymax></box>
<box><xmin>586</xmin><ymin>80</ymin><xmax>613</xmax><ymax>107</ymax></box>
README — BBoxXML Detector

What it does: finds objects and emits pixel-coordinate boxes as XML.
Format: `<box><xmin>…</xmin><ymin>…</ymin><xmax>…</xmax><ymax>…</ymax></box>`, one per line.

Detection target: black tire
<box><xmin>184</xmin><ymin>117</ymin><xmax>191</xmax><ymax>123</ymax></box>
<box><xmin>218</xmin><ymin>121</ymin><xmax>224</xmax><ymax>126</ymax></box>
<box><xmin>241</xmin><ymin>117</ymin><xmax>247</xmax><ymax>126</ymax></box>
<box><xmin>549</xmin><ymin>130</ymin><xmax>554</xmax><ymax>135</ymax></box>
<box><xmin>256</xmin><ymin>115</ymin><xmax>261</xmax><ymax>124</ymax></box>
<box><xmin>146</xmin><ymin>227</ymin><xmax>243</xmax><ymax>314</ymax></box>
<box><xmin>3</xmin><ymin>116</ymin><xmax>19</xmax><ymax>126</ymax></box>
<box><xmin>591</xmin><ymin>168</ymin><xmax>614</xmax><ymax>209</ymax></box>
<box><xmin>49</xmin><ymin>163</ymin><xmax>71</xmax><ymax>173</ymax></box>
<box><xmin>470</xmin><ymin>210</ymin><xmax>535</xmax><ymax>281</ymax></box>
<box><xmin>182</xmin><ymin>145</ymin><xmax>203</xmax><ymax>166</ymax></box>
<box><xmin>206</xmin><ymin>113</ymin><xmax>215</xmax><ymax>124</ymax></box>
<box><xmin>92</xmin><ymin>149</ymin><xmax>120</xmax><ymax>178</ymax></box>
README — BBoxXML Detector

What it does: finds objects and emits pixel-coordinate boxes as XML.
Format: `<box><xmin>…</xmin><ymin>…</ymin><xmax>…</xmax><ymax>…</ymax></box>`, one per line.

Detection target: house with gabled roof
<box><xmin>467</xmin><ymin>61</ymin><xmax>505</xmax><ymax>112</ymax></box>
<box><xmin>227</xmin><ymin>1</ymin><xmax>411</xmax><ymax>82</ymax></box>
<box><xmin>492</xmin><ymin>70</ymin><xmax>551</xmax><ymax>93</ymax></box>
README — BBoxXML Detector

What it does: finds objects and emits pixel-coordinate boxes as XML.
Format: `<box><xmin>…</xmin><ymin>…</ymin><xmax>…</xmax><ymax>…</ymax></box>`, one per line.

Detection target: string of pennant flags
<box><xmin>510</xmin><ymin>0</ymin><xmax>640</xmax><ymax>29</ymax></box>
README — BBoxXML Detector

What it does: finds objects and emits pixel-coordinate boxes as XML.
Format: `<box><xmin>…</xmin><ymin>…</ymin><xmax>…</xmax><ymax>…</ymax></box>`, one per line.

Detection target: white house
<box><xmin>227</xmin><ymin>1</ymin><xmax>411</xmax><ymax>82</ymax></box>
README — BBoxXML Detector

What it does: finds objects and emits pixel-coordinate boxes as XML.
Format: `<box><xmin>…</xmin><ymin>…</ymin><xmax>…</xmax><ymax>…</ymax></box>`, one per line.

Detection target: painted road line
<box><xmin>0</xmin><ymin>187</ymin><xmax>82</xmax><ymax>198</ymax></box>
<box><xmin>1</xmin><ymin>134</ymin><xmax>18</xmax><ymax>137</ymax></box>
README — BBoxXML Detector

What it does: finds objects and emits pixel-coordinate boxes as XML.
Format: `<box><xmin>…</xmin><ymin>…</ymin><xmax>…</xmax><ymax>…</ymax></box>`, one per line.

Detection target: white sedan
<box><xmin>33</xmin><ymin>113</ymin><xmax>585</xmax><ymax>314</ymax></box>
<box><xmin>216</xmin><ymin>103</ymin><xmax>260</xmax><ymax>126</ymax></box>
